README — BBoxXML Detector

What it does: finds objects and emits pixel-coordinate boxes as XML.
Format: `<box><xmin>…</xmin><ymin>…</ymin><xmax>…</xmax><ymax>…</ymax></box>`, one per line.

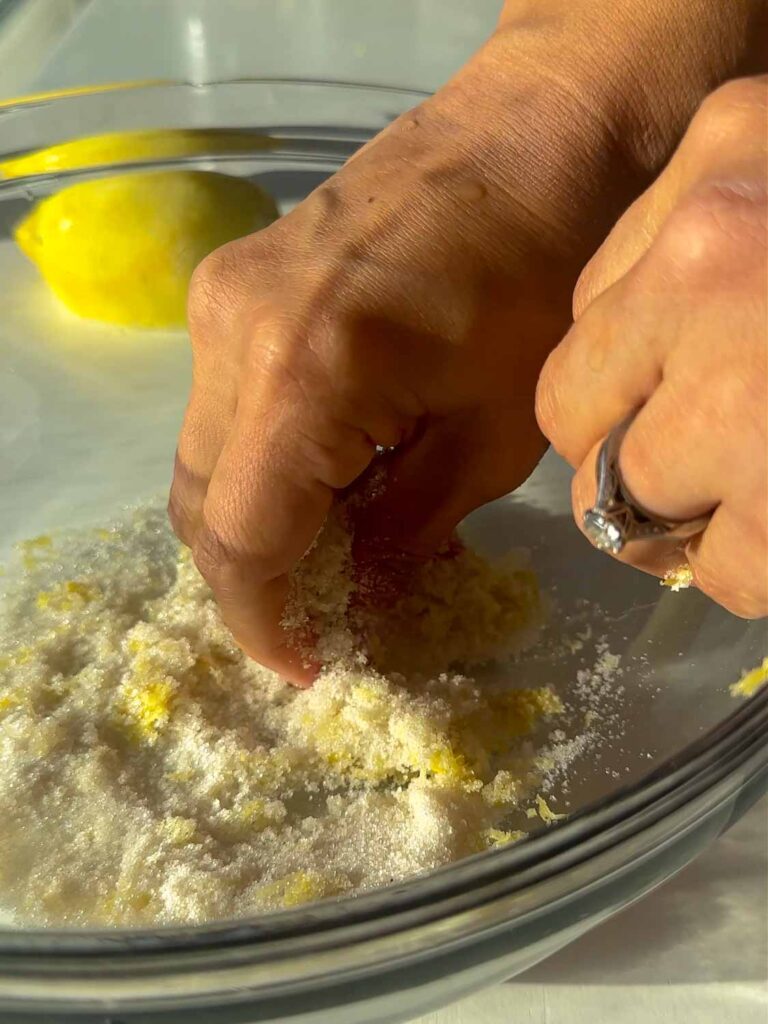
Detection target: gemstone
<box><xmin>583</xmin><ymin>509</ymin><xmax>624</xmax><ymax>555</ymax></box>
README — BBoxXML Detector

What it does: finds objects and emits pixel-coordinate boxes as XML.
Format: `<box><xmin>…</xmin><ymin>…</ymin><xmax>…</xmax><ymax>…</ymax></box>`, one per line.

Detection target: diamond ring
<box><xmin>582</xmin><ymin>415</ymin><xmax>712</xmax><ymax>556</ymax></box>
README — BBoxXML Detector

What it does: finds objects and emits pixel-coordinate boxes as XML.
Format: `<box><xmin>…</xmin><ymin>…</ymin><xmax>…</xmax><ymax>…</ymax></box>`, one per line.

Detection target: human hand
<box><xmin>167</xmin><ymin>26</ymin><xmax>646</xmax><ymax>683</ymax></box>
<box><xmin>170</xmin><ymin>1</ymin><xmax>767</xmax><ymax>684</ymax></box>
<box><xmin>536</xmin><ymin>77</ymin><xmax>768</xmax><ymax>617</ymax></box>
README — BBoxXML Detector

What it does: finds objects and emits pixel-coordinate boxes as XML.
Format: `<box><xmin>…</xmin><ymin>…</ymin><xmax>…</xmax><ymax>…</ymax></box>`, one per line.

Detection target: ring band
<box><xmin>582</xmin><ymin>414</ymin><xmax>712</xmax><ymax>555</ymax></box>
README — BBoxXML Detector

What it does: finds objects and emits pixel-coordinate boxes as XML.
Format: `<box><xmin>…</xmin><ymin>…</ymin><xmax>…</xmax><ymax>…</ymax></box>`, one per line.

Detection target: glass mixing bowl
<box><xmin>0</xmin><ymin>81</ymin><xmax>766</xmax><ymax>1024</ymax></box>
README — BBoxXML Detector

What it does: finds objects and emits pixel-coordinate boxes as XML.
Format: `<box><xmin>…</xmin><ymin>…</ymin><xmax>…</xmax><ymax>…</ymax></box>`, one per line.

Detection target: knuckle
<box><xmin>167</xmin><ymin>487</ymin><xmax>193</xmax><ymax>544</ymax></box>
<box><xmin>187</xmin><ymin>249</ymin><xmax>226</xmax><ymax>328</ymax></box>
<box><xmin>691</xmin><ymin>178</ymin><xmax>766</xmax><ymax>243</ymax></box>
<box><xmin>535</xmin><ymin>338</ymin><xmax>589</xmax><ymax>467</ymax></box>
<box><xmin>693</xmin><ymin>76</ymin><xmax>768</xmax><ymax>146</ymax></box>
<box><xmin>192</xmin><ymin>520</ymin><xmax>283</xmax><ymax>592</ymax></box>
<box><xmin>187</xmin><ymin>238</ymin><xmax>251</xmax><ymax>339</ymax></box>
<box><xmin>658</xmin><ymin>182</ymin><xmax>766</xmax><ymax>284</ymax></box>
<box><xmin>167</xmin><ymin>453</ymin><xmax>206</xmax><ymax>545</ymax></box>
<box><xmin>300</xmin><ymin>436</ymin><xmax>370</xmax><ymax>490</ymax></box>
<box><xmin>534</xmin><ymin>351</ymin><xmax>562</xmax><ymax>446</ymax></box>
<box><xmin>192</xmin><ymin>525</ymin><xmax>243</xmax><ymax>592</ymax></box>
<box><xmin>572</xmin><ymin>260</ymin><xmax>598</xmax><ymax>321</ymax></box>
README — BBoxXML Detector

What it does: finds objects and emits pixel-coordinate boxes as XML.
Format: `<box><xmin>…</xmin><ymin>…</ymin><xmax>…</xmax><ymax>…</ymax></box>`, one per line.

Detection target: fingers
<box><xmin>194</xmin><ymin>455</ymin><xmax>329</xmax><ymax>686</ymax></box>
<box><xmin>571</xmin><ymin>174</ymin><xmax>679</xmax><ymax>319</ymax></box>
<box><xmin>575</xmin><ymin>458</ymin><xmax>768</xmax><ymax>620</ymax></box>
<box><xmin>570</xmin><ymin>400</ymin><xmax>768</xmax><ymax>617</ymax></box>
<box><xmin>353</xmin><ymin>401</ymin><xmax>545</xmax><ymax>562</ymax></box>
<box><xmin>539</xmin><ymin>152</ymin><xmax>767</xmax><ymax>475</ymax></box>
<box><xmin>536</xmin><ymin>274</ymin><xmax>664</xmax><ymax>469</ymax></box>
<box><xmin>614</xmin><ymin>381</ymin><xmax>727</xmax><ymax>522</ymax></box>
<box><xmin>168</xmin><ymin>261</ymin><xmax>243</xmax><ymax>545</ymax></box>
<box><xmin>192</xmin><ymin>393</ymin><xmax>377</xmax><ymax>685</ymax></box>
<box><xmin>570</xmin><ymin>438</ymin><xmax>706</xmax><ymax>581</ymax></box>
<box><xmin>686</xmin><ymin>505</ymin><xmax>768</xmax><ymax>619</ymax></box>
<box><xmin>169</xmin><ymin>386</ymin><xmax>236</xmax><ymax>546</ymax></box>
<box><xmin>353</xmin><ymin>420</ymin><xmax>481</xmax><ymax>559</ymax></box>
<box><xmin>168</xmin><ymin>454</ymin><xmax>209</xmax><ymax>549</ymax></box>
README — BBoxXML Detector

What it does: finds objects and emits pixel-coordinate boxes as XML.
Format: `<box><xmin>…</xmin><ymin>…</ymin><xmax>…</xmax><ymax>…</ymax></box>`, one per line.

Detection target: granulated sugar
<box><xmin>0</xmin><ymin>503</ymin><xmax>578</xmax><ymax>927</ymax></box>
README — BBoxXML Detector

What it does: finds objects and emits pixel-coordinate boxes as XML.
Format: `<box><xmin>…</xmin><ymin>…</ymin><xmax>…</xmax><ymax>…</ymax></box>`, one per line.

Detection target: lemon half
<box><xmin>14</xmin><ymin>170</ymin><xmax>278</xmax><ymax>329</ymax></box>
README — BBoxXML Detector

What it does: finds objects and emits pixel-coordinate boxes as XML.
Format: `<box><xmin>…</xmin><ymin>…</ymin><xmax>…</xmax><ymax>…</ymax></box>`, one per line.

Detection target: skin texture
<box><xmin>170</xmin><ymin>2</ymin><xmax>768</xmax><ymax>684</ymax></box>
<box><xmin>537</xmin><ymin>77</ymin><xmax>768</xmax><ymax>618</ymax></box>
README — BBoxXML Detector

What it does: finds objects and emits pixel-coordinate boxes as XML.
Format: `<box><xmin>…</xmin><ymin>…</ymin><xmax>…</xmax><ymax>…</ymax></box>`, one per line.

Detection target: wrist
<box><xmin>421</xmin><ymin>29</ymin><xmax>643</xmax><ymax>268</ymax></box>
<box><xmin>495</xmin><ymin>0</ymin><xmax>767</xmax><ymax>175</ymax></box>
<box><xmin>422</xmin><ymin>0</ymin><xmax>766</xmax><ymax>265</ymax></box>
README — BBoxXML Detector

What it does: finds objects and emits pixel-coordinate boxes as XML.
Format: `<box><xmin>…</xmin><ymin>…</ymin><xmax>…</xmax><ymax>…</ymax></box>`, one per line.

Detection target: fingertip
<box><xmin>287</xmin><ymin>648</ymin><xmax>323</xmax><ymax>688</ymax></box>
<box><xmin>281</xmin><ymin>658</ymin><xmax>322</xmax><ymax>689</ymax></box>
<box><xmin>241</xmin><ymin>638</ymin><xmax>322</xmax><ymax>688</ymax></box>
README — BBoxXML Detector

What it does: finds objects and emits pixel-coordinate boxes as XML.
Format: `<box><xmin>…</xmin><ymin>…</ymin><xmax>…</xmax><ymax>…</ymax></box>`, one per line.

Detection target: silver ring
<box><xmin>583</xmin><ymin>415</ymin><xmax>711</xmax><ymax>555</ymax></box>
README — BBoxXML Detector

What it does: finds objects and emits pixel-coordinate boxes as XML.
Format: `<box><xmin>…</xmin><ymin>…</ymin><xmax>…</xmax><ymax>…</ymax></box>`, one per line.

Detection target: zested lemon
<box><xmin>14</xmin><ymin>170</ymin><xmax>278</xmax><ymax>328</ymax></box>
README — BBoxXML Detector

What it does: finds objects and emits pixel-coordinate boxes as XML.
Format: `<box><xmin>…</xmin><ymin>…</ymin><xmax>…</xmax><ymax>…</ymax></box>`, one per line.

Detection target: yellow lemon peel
<box><xmin>35</xmin><ymin>580</ymin><xmax>98</xmax><ymax>611</ymax></box>
<box><xmin>730</xmin><ymin>657</ymin><xmax>768</xmax><ymax>699</ymax></box>
<box><xmin>14</xmin><ymin>170</ymin><xmax>278</xmax><ymax>328</ymax></box>
<box><xmin>484</xmin><ymin>828</ymin><xmax>526</xmax><ymax>848</ymax></box>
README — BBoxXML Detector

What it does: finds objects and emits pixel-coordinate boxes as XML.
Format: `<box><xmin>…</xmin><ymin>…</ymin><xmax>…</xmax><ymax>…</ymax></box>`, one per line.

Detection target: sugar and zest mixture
<box><xmin>0</xmin><ymin>506</ymin><xmax>562</xmax><ymax>927</ymax></box>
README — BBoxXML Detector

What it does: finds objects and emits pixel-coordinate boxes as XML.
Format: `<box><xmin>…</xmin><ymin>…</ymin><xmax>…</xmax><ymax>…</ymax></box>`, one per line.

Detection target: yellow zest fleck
<box><xmin>0</xmin><ymin>691</ymin><xmax>23</xmax><ymax>712</ymax></box>
<box><xmin>490</xmin><ymin>687</ymin><xmax>563</xmax><ymax>737</ymax></box>
<box><xmin>193</xmin><ymin>650</ymin><xmax>235</xmax><ymax>677</ymax></box>
<box><xmin>241</xmin><ymin>799</ymin><xmax>266</xmax><ymax>817</ymax></box>
<box><xmin>194</xmin><ymin>654</ymin><xmax>216</xmax><ymax>674</ymax></box>
<box><xmin>325</xmin><ymin>751</ymin><xmax>343</xmax><ymax>767</ymax></box>
<box><xmin>448</xmin><ymin>686</ymin><xmax>563</xmax><ymax>773</ymax></box>
<box><xmin>16</xmin><ymin>535</ymin><xmax>54</xmax><ymax>570</ymax></box>
<box><xmin>120</xmin><ymin>678</ymin><xmax>176</xmax><ymax>740</ymax></box>
<box><xmin>427</xmin><ymin>746</ymin><xmax>474</xmax><ymax>784</ymax></box>
<box><xmin>482</xmin><ymin>770</ymin><xmax>522</xmax><ymax>807</ymax></box>
<box><xmin>351</xmin><ymin>683</ymin><xmax>381</xmax><ymax>705</ymax></box>
<box><xmin>730</xmin><ymin>657</ymin><xmax>768</xmax><ymax>699</ymax></box>
<box><xmin>161</xmin><ymin>817</ymin><xmax>197</xmax><ymax>845</ymax></box>
<box><xmin>534</xmin><ymin>794</ymin><xmax>566</xmax><ymax>824</ymax></box>
<box><xmin>0</xmin><ymin>647</ymin><xmax>34</xmax><ymax>672</ymax></box>
<box><xmin>21</xmin><ymin>535</ymin><xmax>53</xmax><ymax>549</ymax></box>
<box><xmin>661</xmin><ymin>565</ymin><xmax>694</xmax><ymax>592</ymax></box>
<box><xmin>484</xmin><ymin>828</ymin><xmax>526</xmax><ymax>848</ymax></box>
<box><xmin>36</xmin><ymin>580</ymin><xmax>98</xmax><ymax>611</ymax></box>
<box><xmin>258</xmin><ymin>871</ymin><xmax>332</xmax><ymax>909</ymax></box>
<box><xmin>235</xmin><ymin>798</ymin><xmax>283</xmax><ymax>832</ymax></box>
